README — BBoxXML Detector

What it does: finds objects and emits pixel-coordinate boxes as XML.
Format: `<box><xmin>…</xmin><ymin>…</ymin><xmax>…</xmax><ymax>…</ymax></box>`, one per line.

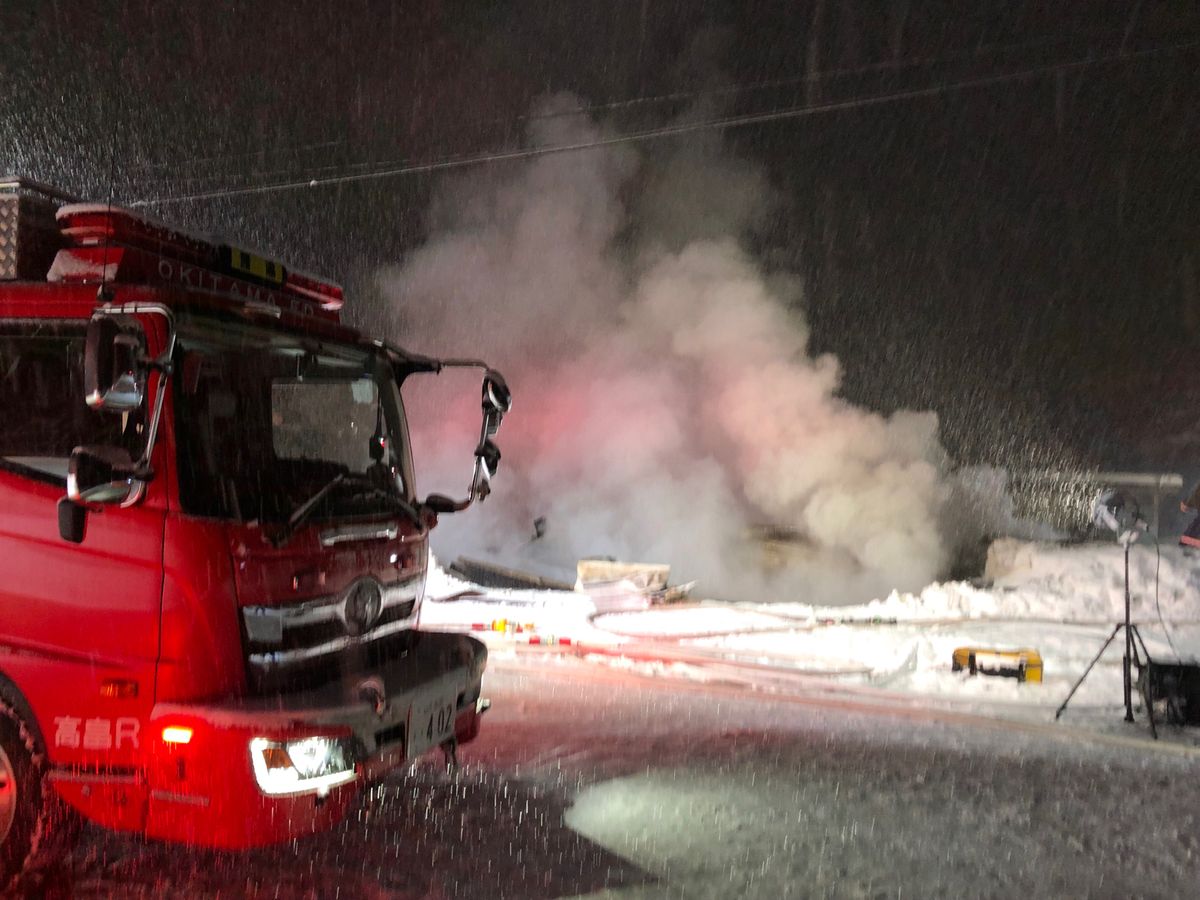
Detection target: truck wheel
<box><xmin>0</xmin><ymin>703</ymin><xmax>81</xmax><ymax>891</ymax></box>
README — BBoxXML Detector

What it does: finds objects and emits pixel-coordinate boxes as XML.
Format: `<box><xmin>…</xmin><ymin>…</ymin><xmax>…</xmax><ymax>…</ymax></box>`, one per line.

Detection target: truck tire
<box><xmin>0</xmin><ymin>700</ymin><xmax>81</xmax><ymax>891</ymax></box>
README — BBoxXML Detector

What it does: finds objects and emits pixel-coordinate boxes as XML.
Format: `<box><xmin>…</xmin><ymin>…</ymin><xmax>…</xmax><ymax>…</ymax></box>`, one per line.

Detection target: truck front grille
<box><xmin>242</xmin><ymin>576</ymin><xmax>421</xmax><ymax>692</ymax></box>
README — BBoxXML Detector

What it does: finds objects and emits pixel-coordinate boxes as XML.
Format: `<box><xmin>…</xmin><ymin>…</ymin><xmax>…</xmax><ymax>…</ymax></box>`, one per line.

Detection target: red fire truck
<box><xmin>0</xmin><ymin>177</ymin><xmax>509</xmax><ymax>886</ymax></box>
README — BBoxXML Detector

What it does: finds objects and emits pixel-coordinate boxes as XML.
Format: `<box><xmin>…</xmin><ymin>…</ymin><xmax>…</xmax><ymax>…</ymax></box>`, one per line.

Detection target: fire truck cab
<box><xmin>0</xmin><ymin>177</ymin><xmax>508</xmax><ymax>886</ymax></box>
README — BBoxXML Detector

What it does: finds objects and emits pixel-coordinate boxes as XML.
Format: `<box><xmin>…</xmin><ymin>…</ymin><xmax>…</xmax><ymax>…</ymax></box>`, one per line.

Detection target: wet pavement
<box><xmin>29</xmin><ymin>656</ymin><xmax>1200</xmax><ymax>898</ymax></box>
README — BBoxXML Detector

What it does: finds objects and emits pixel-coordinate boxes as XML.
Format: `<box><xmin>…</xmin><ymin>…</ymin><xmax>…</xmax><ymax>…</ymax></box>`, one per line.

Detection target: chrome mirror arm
<box><xmin>85</xmin><ymin>302</ymin><xmax>177</xmax><ymax>504</ymax></box>
<box><xmin>382</xmin><ymin>346</ymin><xmax>510</xmax><ymax>515</ymax></box>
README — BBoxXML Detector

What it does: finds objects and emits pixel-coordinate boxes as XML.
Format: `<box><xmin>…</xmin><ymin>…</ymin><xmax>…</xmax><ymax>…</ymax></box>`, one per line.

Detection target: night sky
<box><xmin>3</xmin><ymin>0</ymin><xmax>1198</xmax><ymax>478</ymax></box>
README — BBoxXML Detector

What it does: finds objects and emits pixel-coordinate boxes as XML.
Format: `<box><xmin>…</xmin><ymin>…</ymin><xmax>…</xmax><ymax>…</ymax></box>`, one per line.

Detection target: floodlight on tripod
<box><xmin>1092</xmin><ymin>489</ymin><xmax>1147</xmax><ymax>548</ymax></box>
<box><xmin>1055</xmin><ymin>490</ymin><xmax>1159</xmax><ymax>737</ymax></box>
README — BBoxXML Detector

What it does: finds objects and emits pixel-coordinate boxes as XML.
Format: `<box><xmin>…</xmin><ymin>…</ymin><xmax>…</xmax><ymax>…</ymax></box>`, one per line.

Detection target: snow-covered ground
<box><xmin>422</xmin><ymin>539</ymin><xmax>1200</xmax><ymax>733</ymax></box>
<box><xmin>48</xmin><ymin>539</ymin><xmax>1200</xmax><ymax>897</ymax></box>
<box><xmin>61</xmin><ymin>662</ymin><xmax>1200</xmax><ymax>898</ymax></box>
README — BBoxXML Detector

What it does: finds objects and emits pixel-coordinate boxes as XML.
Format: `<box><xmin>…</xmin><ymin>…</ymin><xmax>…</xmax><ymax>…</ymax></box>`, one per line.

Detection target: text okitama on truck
<box><xmin>0</xmin><ymin>176</ymin><xmax>510</xmax><ymax>888</ymax></box>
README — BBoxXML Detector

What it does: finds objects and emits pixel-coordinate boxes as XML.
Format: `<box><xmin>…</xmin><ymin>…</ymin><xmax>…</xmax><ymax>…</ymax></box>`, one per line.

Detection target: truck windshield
<box><xmin>172</xmin><ymin>316</ymin><xmax>413</xmax><ymax>525</ymax></box>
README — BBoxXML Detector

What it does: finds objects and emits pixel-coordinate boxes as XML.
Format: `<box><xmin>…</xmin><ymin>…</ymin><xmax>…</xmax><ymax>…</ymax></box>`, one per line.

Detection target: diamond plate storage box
<box><xmin>0</xmin><ymin>176</ymin><xmax>73</xmax><ymax>280</ymax></box>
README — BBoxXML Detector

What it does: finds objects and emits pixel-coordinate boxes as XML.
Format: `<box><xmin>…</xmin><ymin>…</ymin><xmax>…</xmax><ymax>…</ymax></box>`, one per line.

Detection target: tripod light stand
<box><xmin>1055</xmin><ymin>491</ymin><xmax>1158</xmax><ymax>738</ymax></box>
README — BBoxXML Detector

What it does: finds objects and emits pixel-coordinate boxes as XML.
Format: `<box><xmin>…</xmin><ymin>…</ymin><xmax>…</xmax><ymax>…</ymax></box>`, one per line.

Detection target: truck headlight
<box><xmin>249</xmin><ymin>736</ymin><xmax>358</xmax><ymax>796</ymax></box>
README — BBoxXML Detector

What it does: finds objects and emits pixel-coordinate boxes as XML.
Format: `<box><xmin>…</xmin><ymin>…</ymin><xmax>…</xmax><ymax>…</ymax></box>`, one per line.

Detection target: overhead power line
<box><xmin>136</xmin><ymin>138</ymin><xmax>348</xmax><ymax>173</ymax></box>
<box><xmin>132</xmin><ymin>37</ymin><xmax>1200</xmax><ymax>208</ymax></box>
<box><xmin>510</xmin><ymin>30</ymin><xmax>1104</xmax><ymax>122</ymax></box>
<box><xmin>128</xmin><ymin>30</ymin><xmax>1089</xmax><ymax>182</ymax></box>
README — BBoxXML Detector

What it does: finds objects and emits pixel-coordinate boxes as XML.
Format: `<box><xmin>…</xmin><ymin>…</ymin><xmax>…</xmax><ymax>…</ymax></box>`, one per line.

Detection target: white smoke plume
<box><xmin>379</xmin><ymin>94</ymin><xmax>956</xmax><ymax>604</ymax></box>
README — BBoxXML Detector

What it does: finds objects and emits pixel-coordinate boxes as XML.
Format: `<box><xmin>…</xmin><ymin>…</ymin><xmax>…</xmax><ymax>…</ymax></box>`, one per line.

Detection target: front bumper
<box><xmin>55</xmin><ymin>631</ymin><xmax>487</xmax><ymax>849</ymax></box>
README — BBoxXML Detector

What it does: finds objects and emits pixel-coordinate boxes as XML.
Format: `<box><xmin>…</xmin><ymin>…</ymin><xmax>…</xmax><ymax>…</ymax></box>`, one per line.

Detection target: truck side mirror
<box><xmin>466</xmin><ymin>374</ymin><xmax>508</xmax><ymax>504</ymax></box>
<box><xmin>67</xmin><ymin>446</ymin><xmax>144</xmax><ymax>506</ymax></box>
<box><xmin>475</xmin><ymin>438</ymin><xmax>501</xmax><ymax>478</ymax></box>
<box><xmin>84</xmin><ymin>316</ymin><xmax>146</xmax><ymax>411</ymax></box>
<box><xmin>406</xmin><ymin>361</ymin><xmax>511</xmax><ymax>514</ymax></box>
<box><xmin>483</xmin><ymin>372</ymin><xmax>511</xmax><ymax>420</ymax></box>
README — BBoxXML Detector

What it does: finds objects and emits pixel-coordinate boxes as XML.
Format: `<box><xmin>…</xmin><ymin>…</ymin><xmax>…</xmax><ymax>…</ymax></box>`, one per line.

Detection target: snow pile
<box><xmin>380</xmin><ymin>94</ymin><xmax>971</xmax><ymax>605</ymax></box>
<box><xmin>704</xmin><ymin>540</ymin><xmax>1200</xmax><ymax>709</ymax></box>
<box><xmin>426</xmin><ymin>540</ymin><xmax>1200</xmax><ymax>715</ymax></box>
<box><xmin>849</xmin><ymin>538</ymin><xmax>1200</xmax><ymax>624</ymax></box>
<box><xmin>983</xmin><ymin>537</ymin><xmax>1200</xmax><ymax>621</ymax></box>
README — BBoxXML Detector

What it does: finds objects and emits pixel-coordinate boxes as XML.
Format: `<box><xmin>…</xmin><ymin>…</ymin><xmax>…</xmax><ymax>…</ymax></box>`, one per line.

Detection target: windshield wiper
<box><xmin>270</xmin><ymin>473</ymin><xmax>347</xmax><ymax>548</ymax></box>
<box><xmin>269</xmin><ymin>473</ymin><xmax>421</xmax><ymax>548</ymax></box>
<box><xmin>337</xmin><ymin>481</ymin><xmax>423</xmax><ymax>529</ymax></box>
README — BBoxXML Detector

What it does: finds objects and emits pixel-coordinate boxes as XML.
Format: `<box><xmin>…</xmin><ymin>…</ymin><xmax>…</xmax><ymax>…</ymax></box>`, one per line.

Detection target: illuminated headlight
<box><xmin>249</xmin><ymin>736</ymin><xmax>358</xmax><ymax>796</ymax></box>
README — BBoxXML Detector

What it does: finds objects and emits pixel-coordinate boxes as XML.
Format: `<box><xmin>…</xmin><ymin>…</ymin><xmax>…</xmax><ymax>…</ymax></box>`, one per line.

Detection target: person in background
<box><xmin>1180</xmin><ymin>482</ymin><xmax>1200</xmax><ymax>549</ymax></box>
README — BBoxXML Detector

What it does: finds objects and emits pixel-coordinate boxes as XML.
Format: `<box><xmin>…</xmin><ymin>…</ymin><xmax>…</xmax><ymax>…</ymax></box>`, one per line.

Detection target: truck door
<box><xmin>0</xmin><ymin>318</ymin><xmax>164</xmax><ymax>773</ymax></box>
